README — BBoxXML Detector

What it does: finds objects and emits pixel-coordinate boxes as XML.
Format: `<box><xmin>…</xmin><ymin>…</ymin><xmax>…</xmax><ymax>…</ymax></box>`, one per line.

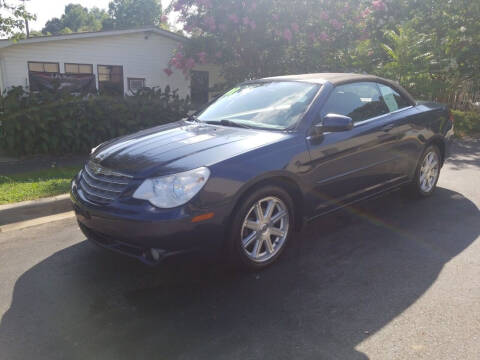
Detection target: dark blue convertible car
<box><xmin>71</xmin><ymin>73</ymin><xmax>454</xmax><ymax>269</ymax></box>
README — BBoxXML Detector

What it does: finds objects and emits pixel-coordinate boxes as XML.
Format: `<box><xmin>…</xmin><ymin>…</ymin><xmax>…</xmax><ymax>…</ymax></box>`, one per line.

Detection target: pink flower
<box><xmin>243</xmin><ymin>17</ymin><xmax>250</xmax><ymax>25</ymax></box>
<box><xmin>215</xmin><ymin>51</ymin><xmax>223</xmax><ymax>58</ymax></box>
<box><xmin>251</xmin><ymin>2</ymin><xmax>257</xmax><ymax>11</ymax></box>
<box><xmin>185</xmin><ymin>57</ymin><xmax>195</xmax><ymax>69</ymax></box>
<box><xmin>197</xmin><ymin>51</ymin><xmax>207</xmax><ymax>64</ymax></box>
<box><xmin>330</xmin><ymin>19</ymin><xmax>342</xmax><ymax>30</ymax></box>
<box><xmin>250</xmin><ymin>21</ymin><xmax>256</xmax><ymax>30</ymax></box>
<box><xmin>319</xmin><ymin>11</ymin><xmax>329</xmax><ymax>20</ymax></box>
<box><xmin>372</xmin><ymin>0</ymin><xmax>386</xmax><ymax>11</ymax></box>
<box><xmin>204</xmin><ymin>16</ymin><xmax>216</xmax><ymax>31</ymax></box>
<box><xmin>361</xmin><ymin>8</ymin><xmax>371</xmax><ymax>18</ymax></box>
<box><xmin>291</xmin><ymin>23</ymin><xmax>300</xmax><ymax>33</ymax></box>
<box><xmin>164</xmin><ymin>68</ymin><xmax>173</xmax><ymax>76</ymax></box>
<box><xmin>272</xmin><ymin>14</ymin><xmax>279</xmax><ymax>20</ymax></box>
<box><xmin>319</xmin><ymin>32</ymin><xmax>329</xmax><ymax>41</ymax></box>
<box><xmin>183</xmin><ymin>24</ymin><xmax>193</xmax><ymax>32</ymax></box>
<box><xmin>283</xmin><ymin>28</ymin><xmax>293</xmax><ymax>42</ymax></box>
<box><xmin>170</xmin><ymin>53</ymin><xmax>184</xmax><ymax>69</ymax></box>
<box><xmin>228</xmin><ymin>14</ymin><xmax>239</xmax><ymax>24</ymax></box>
<box><xmin>161</xmin><ymin>15</ymin><xmax>168</xmax><ymax>23</ymax></box>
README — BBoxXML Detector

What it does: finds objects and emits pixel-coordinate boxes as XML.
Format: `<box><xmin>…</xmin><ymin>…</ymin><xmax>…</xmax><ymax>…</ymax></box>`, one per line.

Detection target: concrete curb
<box><xmin>0</xmin><ymin>194</ymin><xmax>73</xmax><ymax>227</ymax></box>
<box><xmin>0</xmin><ymin>211</ymin><xmax>75</xmax><ymax>234</ymax></box>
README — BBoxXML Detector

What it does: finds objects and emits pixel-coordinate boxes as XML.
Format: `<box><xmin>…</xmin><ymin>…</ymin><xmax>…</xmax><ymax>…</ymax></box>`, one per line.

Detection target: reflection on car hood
<box><xmin>91</xmin><ymin>121</ymin><xmax>288</xmax><ymax>178</ymax></box>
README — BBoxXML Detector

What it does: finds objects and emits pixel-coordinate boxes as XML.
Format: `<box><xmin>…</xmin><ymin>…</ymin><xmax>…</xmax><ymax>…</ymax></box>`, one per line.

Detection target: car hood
<box><xmin>91</xmin><ymin>121</ymin><xmax>289</xmax><ymax>178</ymax></box>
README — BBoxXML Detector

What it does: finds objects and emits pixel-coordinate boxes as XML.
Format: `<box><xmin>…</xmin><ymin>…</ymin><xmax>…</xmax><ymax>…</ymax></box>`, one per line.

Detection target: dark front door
<box><xmin>307</xmin><ymin>81</ymin><xmax>406</xmax><ymax>214</ymax></box>
<box><xmin>191</xmin><ymin>70</ymin><xmax>209</xmax><ymax>108</ymax></box>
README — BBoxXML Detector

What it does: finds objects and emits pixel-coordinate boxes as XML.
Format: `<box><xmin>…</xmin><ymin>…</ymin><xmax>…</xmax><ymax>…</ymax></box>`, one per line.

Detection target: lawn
<box><xmin>0</xmin><ymin>167</ymin><xmax>79</xmax><ymax>205</ymax></box>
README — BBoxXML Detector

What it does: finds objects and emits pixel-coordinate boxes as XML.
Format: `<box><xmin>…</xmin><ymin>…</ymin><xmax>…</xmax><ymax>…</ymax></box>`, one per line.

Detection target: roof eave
<box><xmin>0</xmin><ymin>27</ymin><xmax>186</xmax><ymax>49</ymax></box>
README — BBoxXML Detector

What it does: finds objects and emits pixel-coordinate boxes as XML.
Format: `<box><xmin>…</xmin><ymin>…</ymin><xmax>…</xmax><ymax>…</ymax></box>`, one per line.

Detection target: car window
<box><xmin>377</xmin><ymin>83</ymin><xmax>411</xmax><ymax>112</ymax></box>
<box><xmin>322</xmin><ymin>82</ymin><xmax>389</xmax><ymax>123</ymax></box>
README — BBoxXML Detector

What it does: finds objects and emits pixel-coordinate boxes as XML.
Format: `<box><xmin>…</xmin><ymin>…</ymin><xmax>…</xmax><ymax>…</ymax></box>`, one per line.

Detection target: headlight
<box><xmin>133</xmin><ymin>167</ymin><xmax>210</xmax><ymax>208</ymax></box>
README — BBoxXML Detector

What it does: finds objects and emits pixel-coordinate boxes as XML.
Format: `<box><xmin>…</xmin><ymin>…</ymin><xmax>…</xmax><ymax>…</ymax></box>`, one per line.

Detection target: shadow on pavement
<box><xmin>0</xmin><ymin>187</ymin><xmax>479</xmax><ymax>360</ymax></box>
<box><xmin>447</xmin><ymin>138</ymin><xmax>480</xmax><ymax>170</ymax></box>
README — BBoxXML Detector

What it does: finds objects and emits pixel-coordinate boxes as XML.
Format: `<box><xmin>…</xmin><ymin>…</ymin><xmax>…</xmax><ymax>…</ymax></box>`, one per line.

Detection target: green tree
<box><xmin>1</xmin><ymin>0</ymin><xmax>35</xmax><ymax>37</ymax></box>
<box><xmin>360</xmin><ymin>0</ymin><xmax>480</xmax><ymax>105</ymax></box>
<box><xmin>42</xmin><ymin>4</ymin><xmax>109</xmax><ymax>35</ymax></box>
<box><xmin>105</xmin><ymin>0</ymin><xmax>163</xmax><ymax>29</ymax></box>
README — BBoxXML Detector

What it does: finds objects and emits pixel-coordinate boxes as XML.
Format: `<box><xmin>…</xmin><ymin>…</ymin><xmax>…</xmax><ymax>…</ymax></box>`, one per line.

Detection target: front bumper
<box><xmin>71</xmin><ymin>178</ymin><xmax>228</xmax><ymax>265</ymax></box>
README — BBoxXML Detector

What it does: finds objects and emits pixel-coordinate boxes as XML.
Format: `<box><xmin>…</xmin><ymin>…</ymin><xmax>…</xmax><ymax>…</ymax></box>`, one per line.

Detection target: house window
<box><xmin>97</xmin><ymin>65</ymin><xmax>124</xmax><ymax>95</ymax></box>
<box><xmin>28</xmin><ymin>61</ymin><xmax>59</xmax><ymax>73</ymax></box>
<box><xmin>128</xmin><ymin>78</ymin><xmax>146</xmax><ymax>93</ymax></box>
<box><xmin>65</xmin><ymin>63</ymin><xmax>93</xmax><ymax>74</ymax></box>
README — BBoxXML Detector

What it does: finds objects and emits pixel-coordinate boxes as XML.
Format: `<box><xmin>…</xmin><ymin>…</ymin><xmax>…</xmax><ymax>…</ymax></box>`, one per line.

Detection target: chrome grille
<box><xmin>79</xmin><ymin>161</ymin><xmax>132</xmax><ymax>204</ymax></box>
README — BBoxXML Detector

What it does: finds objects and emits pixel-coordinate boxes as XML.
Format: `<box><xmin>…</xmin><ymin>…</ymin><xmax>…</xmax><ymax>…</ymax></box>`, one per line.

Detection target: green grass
<box><xmin>0</xmin><ymin>167</ymin><xmax>79</xmax><ymax>205</ymax></box>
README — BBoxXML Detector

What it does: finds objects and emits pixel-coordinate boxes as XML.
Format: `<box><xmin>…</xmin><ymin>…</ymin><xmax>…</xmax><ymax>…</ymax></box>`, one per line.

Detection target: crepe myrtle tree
<box><xmin>164</xmin><ymin>0</ymin><xmax>374</xmax><ymax>86</ymax></box>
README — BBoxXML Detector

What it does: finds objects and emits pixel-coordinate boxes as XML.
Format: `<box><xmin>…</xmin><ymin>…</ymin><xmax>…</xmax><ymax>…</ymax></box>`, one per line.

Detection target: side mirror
<box><xmin>315</xmin><ymin>113</ymin><xmax>354</xmax><ymax>133</ymax></box>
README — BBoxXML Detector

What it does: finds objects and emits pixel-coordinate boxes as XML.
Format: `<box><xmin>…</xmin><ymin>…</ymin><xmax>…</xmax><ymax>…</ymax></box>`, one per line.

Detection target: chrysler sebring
<box><xmin>71</xmin><ymin>73</ymin><xmax>454</xmax><ymax>269</ymax></box>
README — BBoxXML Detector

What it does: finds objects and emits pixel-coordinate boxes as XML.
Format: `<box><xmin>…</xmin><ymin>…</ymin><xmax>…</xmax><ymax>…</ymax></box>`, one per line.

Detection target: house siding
<box><xmin>0</xmin><ymin>31</ymin><xmax>192</xmax><ymax>97</ymax></box>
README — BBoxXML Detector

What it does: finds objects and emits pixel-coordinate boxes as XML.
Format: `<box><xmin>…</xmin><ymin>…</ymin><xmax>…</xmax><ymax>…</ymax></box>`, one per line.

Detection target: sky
<box><xmin>5</xmin><ymin>0</ymin><xmax>175</xmax><ymax>32</ymax></box>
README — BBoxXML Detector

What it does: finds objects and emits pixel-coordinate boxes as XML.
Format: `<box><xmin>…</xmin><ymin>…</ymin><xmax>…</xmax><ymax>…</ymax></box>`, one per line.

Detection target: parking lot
<box><xmin>0</xmin><ymin>139</ymin><xmax>479</xmax><ymax>360</ymax></box>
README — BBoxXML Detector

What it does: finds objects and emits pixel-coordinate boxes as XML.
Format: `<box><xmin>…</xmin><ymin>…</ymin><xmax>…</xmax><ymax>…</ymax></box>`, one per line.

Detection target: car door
<box><xmin>376</xmin><ymin>82</ymin><xmax>418</xmax><ymax>178</ymax></box>
<box><xmin>306</xmin><ymin>81</ymin><xmax>407</xmax><ymax>214</ymax></box>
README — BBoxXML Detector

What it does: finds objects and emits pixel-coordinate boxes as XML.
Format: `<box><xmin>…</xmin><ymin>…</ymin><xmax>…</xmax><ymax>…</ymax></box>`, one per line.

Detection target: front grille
<box><xmin>79</xmin><ymin>160</ymin><xmax>132</xmax><ymax>204</ymax></box>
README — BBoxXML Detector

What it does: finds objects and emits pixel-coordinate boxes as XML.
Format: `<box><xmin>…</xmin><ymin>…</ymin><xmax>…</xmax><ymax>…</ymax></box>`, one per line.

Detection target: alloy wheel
<box><xmin>419</xmin><ymin>151</ymin><xmax>440</xmax><ymax>193</ymax></box>
<box><xmin>240</xmin><ymin>196</ymin><xmax>290</xmax><ymax>263</ymax></box>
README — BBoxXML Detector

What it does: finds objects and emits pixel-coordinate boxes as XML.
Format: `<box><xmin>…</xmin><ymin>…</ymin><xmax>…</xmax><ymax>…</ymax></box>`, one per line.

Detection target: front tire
<box><xmin>229</xmin><ymin>185</ymin><xmax>295</xmax><ymax>270</ymax></box>
<box><xmin>409</xmin><ymin>145</ymin><xmax>441</xmax><ymax>198</ymax></box>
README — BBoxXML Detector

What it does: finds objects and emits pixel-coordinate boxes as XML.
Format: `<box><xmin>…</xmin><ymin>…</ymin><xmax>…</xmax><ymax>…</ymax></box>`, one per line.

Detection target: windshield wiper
<box><xmin>205</xmin><ymin>119</ymin><xmax>252</xmax><ymax>129</ymax></box>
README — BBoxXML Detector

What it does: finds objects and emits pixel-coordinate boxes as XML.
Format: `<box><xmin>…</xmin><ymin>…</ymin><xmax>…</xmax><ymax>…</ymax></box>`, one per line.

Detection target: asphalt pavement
<box><xmin>0</xmin><ymin>139</ymin><xmax>479</xmax><ymax>360</ymax></box>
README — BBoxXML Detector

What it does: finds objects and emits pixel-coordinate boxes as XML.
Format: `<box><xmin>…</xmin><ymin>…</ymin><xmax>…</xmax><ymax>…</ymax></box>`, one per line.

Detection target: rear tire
<box><xmin>408</xmin><ymin>145</ymin><xmax>441</xmax><ymax>198</ymax></box>
<box><xmin>229</xmin><ymin>185</ymin><xmax>295</xmax><ymax>270</ymax></box>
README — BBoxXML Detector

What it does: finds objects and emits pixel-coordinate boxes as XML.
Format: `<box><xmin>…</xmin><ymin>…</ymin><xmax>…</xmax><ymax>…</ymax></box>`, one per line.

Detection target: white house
<box><xmin>0</xmin><ymin>27</ymin><xmax>223</xmax><ymax>105</ymax></box>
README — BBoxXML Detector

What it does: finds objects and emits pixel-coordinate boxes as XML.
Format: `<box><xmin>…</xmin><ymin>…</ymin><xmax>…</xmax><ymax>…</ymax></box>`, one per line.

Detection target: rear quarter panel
<box><xmin>411</xmin><ymin>102</ymin><xmax>453</xmax><ymax>169</ymax></box>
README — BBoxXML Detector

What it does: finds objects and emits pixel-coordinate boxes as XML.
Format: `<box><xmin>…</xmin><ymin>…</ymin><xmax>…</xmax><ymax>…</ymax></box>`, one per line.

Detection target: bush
<box><xmin>452</xmin><ymin>110</ymin><xmax>480</xmax><ymax>137</ymax></box>
<box><xmin>0</xmin><ymin>87</ymin><xmax>190</xmax><ymax>156</ymax></box>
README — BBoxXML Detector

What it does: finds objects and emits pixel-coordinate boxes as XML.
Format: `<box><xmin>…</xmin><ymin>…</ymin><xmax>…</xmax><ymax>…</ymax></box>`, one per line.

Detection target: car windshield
<box><xmin>197</xmin><ymin>81</ymin><xmax>320</xmax><ymax>130</ymax></box>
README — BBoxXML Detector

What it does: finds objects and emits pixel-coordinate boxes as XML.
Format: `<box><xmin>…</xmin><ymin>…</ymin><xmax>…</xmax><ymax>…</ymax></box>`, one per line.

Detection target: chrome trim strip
<box><xmin>81</xmin><ymin>172</ymin><xmax>123</xmax><ymax>193</ymax></box>
<box><xmin>315</xmin><ymin>157</ymin><xmax>400</xmax><ymax>185</ymax></box>
<box><xmin>86</xmin><ymin>160</ymin><xmax>133</xmax><ymax>179</ymax></box>
<box><xmin>306</xmin><ymin>105</ymin><xmax>415</xmax><ymax>140</ymax></box>
<box><xmin>84</xmin><ymin>165</ymin><xmax>130</xmax><ymax>185</ymax></box>
<box><xmin>80</xmin><ymin>179</ymin><xmax>117</xmax><ymax>201</ymax></box>
<box><xmin>354</xmin><ymin>106</ymin><xmax>414</xmax><ymax>127</ymax></box>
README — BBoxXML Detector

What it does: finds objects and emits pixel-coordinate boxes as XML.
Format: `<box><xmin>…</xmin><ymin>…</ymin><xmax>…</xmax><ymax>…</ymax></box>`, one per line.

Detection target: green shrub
<box><xmin>452</xmin><ymin>110</ymin><xmax>480</xmax><ymax>137</ymax></box>
<box><xmin>0</xmin><ymin>87</ymin><xmax>190</xmax><ymax>156</ymax></box>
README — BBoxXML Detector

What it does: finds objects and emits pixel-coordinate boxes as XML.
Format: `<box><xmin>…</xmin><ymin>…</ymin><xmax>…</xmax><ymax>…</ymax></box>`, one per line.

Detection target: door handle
<box><xmin>382</xmin><ymin>124</ymin><xmax>395</xmax><ymax>132</ymax></box>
